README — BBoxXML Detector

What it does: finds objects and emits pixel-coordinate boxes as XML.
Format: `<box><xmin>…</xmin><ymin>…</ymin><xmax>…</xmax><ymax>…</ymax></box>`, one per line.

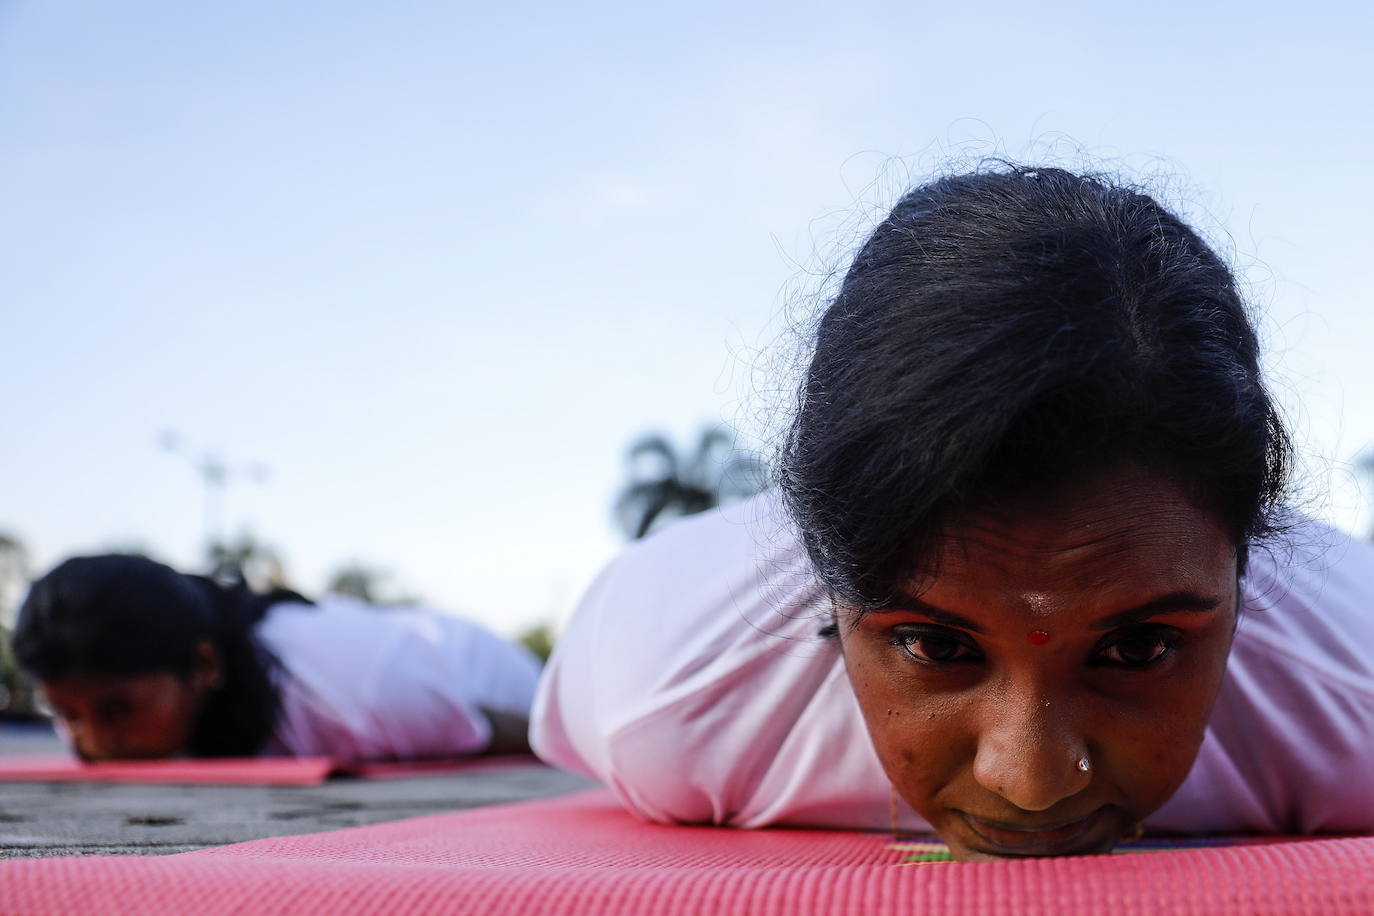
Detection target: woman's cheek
<box><xmin>844</xmin><ymin>644</ymin><xmax>957</xmax><ymax>791</ymax></box>
<box><xmin>842</xmin><ymin>639</ymin><xmax>904</xmax><ymax>733</ymax></box>
<box><xmin>1120</xmin><ymin>669</ymin><xmax>1222</xmax><ymax>796</ymax></box>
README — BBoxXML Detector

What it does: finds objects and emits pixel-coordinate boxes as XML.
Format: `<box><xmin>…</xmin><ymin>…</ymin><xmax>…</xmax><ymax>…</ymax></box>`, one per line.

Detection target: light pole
<box><xmin>158</xmin><ymin>429</ymin><xmax>269</xmax><ymax>558</ymax></box>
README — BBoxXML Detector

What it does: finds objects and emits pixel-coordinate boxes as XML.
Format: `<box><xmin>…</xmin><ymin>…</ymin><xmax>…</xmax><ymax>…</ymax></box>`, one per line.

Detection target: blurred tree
<box><xmin>207</xmin><ymin>531</ymin><xmax>287</xmax><ymax>592</ymax></box>
<box><xmin>516</xmin><ymin>622</ymin><xmax>556</xmax><ymax>664</ymax></box>
<box><xmin>325</xmin><ymin>561</ymin><xmax>421</xmax><ymax>607</ymax></box>
<box><xmin>0</xmin><ymin>531</ymin><xmax>30</xmax><ymax>629</ymax></box>
<box><xmin>326</xmin><ymin>562</ymin><xmax>386</xmax><ymax>604</ymax></box>
<box><xmin>0</xmin><ymin>624</ymin><xmax>39</xmax><ymax>720</ymax></box>
<box><xmin>614</xmin><ymin>426</ymin><xmax>769</xmax><ymax>540</ymax></box>
<box><xmin>0</xmin><ymin>532</ymin><xmax>37</xmax><ymax>718</ymax></box>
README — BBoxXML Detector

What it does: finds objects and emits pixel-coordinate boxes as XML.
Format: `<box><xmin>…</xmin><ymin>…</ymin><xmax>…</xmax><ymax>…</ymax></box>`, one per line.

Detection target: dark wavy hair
<box><xmin>779</xmin><ymin>166</ymin><xmax>1291</xmax><ymax>611</ymax></box>
<box><xmin>12</xmin><ymin>554</ymin><xmax>312</xmax><ymax>756</ymax></box>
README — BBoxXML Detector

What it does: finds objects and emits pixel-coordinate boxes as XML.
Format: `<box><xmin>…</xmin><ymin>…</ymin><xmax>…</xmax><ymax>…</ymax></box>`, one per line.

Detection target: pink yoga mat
<box><xmin>3</xmin><ymin>789</ymin><xmax>1371</xmax><ymax>915</ymax></box>
<box><xmin>0</xmin><ymin>755</ymin><xmax>334</xmax><ymax>786</ymax></box>
<box><xmin>0</xmin><ymin>754</ymin><xmax>546</xmax><ymax>786</ymax></box>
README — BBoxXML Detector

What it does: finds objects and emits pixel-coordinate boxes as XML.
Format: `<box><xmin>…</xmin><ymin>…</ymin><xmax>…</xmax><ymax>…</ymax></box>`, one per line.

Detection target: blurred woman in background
<box><xmin>13</xmin><ymin>554</ymin><xmax>541</xmax><ymax>762</ymax></box>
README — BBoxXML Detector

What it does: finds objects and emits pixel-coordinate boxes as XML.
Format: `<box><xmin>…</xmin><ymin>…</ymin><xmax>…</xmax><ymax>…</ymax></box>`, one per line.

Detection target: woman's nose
<box><xmin>972</xmin><ymin>695</ymin><xmax>1091</xmax><ymax>812</ymax></box>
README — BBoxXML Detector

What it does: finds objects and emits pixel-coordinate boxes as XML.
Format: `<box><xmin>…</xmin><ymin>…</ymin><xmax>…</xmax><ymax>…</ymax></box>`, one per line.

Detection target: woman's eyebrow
<box><xmin>1091</xmin><ymin>592</ymin><xmax>1222</xmax><ymax>630</ymax></box>
<box><xmin>880</xmin><ymin>594</ymin><xmax>986</xmax><ymax>633</ymax></box>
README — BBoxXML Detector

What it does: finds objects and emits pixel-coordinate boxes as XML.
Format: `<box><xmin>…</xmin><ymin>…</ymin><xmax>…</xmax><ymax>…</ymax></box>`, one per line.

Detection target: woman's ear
<box><xmin>192</xmin><ymin>640</ymin><xmax>223</xmax><ymax>693</ymax></box>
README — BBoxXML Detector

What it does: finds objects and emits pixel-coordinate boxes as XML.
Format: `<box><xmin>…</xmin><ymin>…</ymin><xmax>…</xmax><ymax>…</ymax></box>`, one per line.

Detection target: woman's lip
<box><xmin>958</xmin><ymin>808</ymin><xmax>1107</xmax><ymax>855</ymax></box>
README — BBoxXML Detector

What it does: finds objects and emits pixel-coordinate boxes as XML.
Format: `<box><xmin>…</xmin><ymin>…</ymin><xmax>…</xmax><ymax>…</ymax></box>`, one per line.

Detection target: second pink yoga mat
<box><xmin>0</xmin><ymin>753</ymin><xmax>547</xmax><ymax>786</ymax></box>
<box><xmin>0</xmin><ymin>755</ymin><xmax>335</xmax><ymax>786</ymax></box>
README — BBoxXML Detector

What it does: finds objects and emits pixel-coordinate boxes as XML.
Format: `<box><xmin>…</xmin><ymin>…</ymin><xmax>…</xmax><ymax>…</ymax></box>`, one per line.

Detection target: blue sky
<box><xmin>4</xmin><ymin>0</ymin><xmax>1372</xmax><ymax>634</ymax></box>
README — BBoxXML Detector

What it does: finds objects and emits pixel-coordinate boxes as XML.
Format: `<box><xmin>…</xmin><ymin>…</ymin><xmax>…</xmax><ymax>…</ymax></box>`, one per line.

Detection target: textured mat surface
<box><xmin>0</xmin><ymin>754</ymin><xmax>544</xmax><ymax>786</ymax></box>
<box><xmin>3</xmin><ymin>789</ymin><xmax>1372</xmax><ymax>915</ymax></box>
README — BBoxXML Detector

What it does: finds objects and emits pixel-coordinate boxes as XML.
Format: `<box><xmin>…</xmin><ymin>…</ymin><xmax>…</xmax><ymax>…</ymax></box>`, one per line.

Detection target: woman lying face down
<box><xmin>528</xmin><ymin>164</ymin><xmax>1348</xmax><ymax>861</ymax></box>
<box><xmin>14</xmin><ymin>555</ymin><xmax>543</xmax><ymax>763</ymax></box>
<box><xmin>778</xmin><ymin>167</ymin><xmax>1289</xmax><ymax>858</ymax></box>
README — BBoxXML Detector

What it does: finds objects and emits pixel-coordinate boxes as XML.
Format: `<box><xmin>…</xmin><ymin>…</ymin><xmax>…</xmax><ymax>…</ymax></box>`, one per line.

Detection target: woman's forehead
<box><xmin>940</xmin><ymin>465</ymin><xmax>1228</xmax><ymax>555</ymax></box>
<box><xmin>905</xmin><ymin>466</ymin><xmax>1237</xmax><ymax>614</ymax></box>
<box><xmin>43</xmin><ymin>671</ymin><xmax>179</xmax><ymax>701</ymax></box>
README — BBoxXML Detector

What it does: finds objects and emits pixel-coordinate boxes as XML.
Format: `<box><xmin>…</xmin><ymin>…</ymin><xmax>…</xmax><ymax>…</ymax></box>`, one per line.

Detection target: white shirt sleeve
<box><xmin>258</xmin><ymin>597</ymin><xmax>542</xmax><ymax>763</ymax></box>
<box><xmin>533</xmin><ymin>495</ymin><xmax>1374</xmax><ymax>834</ymax></box>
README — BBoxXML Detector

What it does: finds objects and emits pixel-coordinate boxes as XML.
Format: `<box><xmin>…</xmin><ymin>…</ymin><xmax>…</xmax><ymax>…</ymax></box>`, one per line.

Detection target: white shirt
<box><xmin>531</xmin><ymin>492</ymin><xmax>1374</xmax><ymax>834</ymax></box>
<box><xmin>257</xmin><ymin>596</ymin><xmax>542</xmax><ymax>763</ymax></box>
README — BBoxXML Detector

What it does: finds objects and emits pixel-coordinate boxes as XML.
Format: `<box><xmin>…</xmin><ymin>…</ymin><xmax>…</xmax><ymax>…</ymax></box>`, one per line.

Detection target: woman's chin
<box><xmin>938</xmin><ymin>808</ymin><xmax>1129</xmax><ymax>861</ymax></box>
<box><xmin>948</xmin><ymin>837</ymin><xmax>1120</xmax><ymax>862</ymax></box>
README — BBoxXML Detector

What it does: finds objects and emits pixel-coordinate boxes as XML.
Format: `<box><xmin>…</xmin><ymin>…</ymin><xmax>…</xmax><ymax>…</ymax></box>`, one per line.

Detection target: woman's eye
<box><xmin>1095</xmin><ymin>628</ymin><xmax>1181</xmax><ymax>668</ymax></box>
<box><xmin>889</xmin><ymin>627</ymin><xmax>981</xmax><ymax>664</ymax></box>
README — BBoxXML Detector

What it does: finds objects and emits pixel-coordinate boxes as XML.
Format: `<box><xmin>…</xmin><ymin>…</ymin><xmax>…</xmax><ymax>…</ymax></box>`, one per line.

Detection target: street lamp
<box><xmin>157</xmin><ymin>429</ymin><xmax>269</xmax><ymax>557</ymax></box>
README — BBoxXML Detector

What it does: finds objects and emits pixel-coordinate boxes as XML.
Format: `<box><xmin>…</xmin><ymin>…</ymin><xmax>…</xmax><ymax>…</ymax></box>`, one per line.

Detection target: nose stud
<box><xmin>1076</xmin><ymin>757</ymin><xmax>1091</xmax><ymax>773</ymax></box>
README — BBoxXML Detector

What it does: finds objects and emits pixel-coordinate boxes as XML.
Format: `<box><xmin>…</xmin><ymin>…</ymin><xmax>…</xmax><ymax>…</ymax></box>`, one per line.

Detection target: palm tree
<box><xmin>613</xmin><ymin>427</ymin><xmax>769</xmax><ymax>540</ymax></box>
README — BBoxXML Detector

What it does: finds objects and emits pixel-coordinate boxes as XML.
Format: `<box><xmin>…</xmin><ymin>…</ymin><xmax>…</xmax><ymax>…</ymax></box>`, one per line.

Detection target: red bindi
<box><xmin>1028</xmin><ymin>630</ymin><xmax>1050</xmax><ymax>646</ymax></box>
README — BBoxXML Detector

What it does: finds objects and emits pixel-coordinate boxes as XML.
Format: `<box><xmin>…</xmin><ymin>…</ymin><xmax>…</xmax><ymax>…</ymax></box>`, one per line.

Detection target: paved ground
<box><xmin>0</xmin><ymin>722</ymin><xmax>596</xmax><ymax>858</ymax></box>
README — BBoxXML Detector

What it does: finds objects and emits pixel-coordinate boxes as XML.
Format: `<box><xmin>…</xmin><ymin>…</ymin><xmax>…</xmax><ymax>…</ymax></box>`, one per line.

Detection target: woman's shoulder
<box><xmin>535</xmin><ymin>490</ymin><xmax>831</xmax><ymax>716</ymax></box>
<box><xmin>1238</xmin><ymin>516</ymin><xmax>1374</xmax><ymax>685</ymax></box>
<box><xmin>532</xmin><ymin>491</ymin><xmax>850</xmax><ymax>825</ymax></box>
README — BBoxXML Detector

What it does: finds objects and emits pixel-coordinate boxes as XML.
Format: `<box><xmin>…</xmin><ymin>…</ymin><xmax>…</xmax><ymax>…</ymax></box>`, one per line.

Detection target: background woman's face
<box><xmin>38</xmin><ymin>642</ymin><xmax>221</xmax><ymax>761</ymax></box>
<box><xmin>837</xmin><ymin>464</ymin><xmax>1238</xmax><ymax>861</ymax></box>
<box><xmin>41</xmin><ymin>672</ymin><xmax>204</xmax><ymax>760</ymax></box>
